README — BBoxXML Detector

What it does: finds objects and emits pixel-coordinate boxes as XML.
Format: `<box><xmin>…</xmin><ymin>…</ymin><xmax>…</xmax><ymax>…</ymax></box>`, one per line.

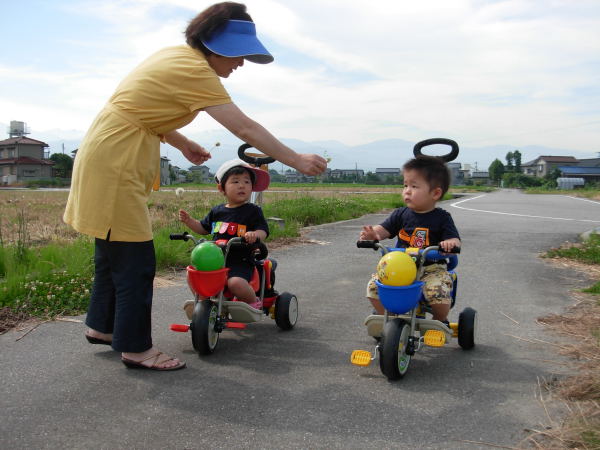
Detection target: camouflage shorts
<box><xmin>366</xmin><ymin>263</ymin><xmax>453</xmax><ymax>306</ymax></box>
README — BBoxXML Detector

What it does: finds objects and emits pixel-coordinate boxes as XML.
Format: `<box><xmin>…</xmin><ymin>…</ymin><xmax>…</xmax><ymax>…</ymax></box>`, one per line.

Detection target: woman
<box><xmin>64</xmin><ymin>2</ymin><xmax>327</xmax><ymax>371</ymax></box>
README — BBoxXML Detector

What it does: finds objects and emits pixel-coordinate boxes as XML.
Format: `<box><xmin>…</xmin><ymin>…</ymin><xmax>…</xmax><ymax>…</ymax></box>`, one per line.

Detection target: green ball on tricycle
<box><xmin>191</xmin><ymin>242</ymin><xmax>225</xmax><ymax>271</ymax></box>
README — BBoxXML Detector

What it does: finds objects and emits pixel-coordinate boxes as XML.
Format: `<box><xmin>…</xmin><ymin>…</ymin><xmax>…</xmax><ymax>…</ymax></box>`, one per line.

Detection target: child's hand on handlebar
<box><xmin>243</xmin><ymin>231</ymin><xmax>260</xmax><ymax>244</ymax></box>
<box><xmin>439</xmin><ymin>238</ymin><xmax>461</xmax><ymax>254</ymax></box>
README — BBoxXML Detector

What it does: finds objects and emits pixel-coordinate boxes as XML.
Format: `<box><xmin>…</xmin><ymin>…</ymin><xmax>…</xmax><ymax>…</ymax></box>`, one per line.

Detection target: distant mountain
<box><xmin>2</xmin><ymin>121</ymin><xmax>597</xmax><ymax>174</ymax></box>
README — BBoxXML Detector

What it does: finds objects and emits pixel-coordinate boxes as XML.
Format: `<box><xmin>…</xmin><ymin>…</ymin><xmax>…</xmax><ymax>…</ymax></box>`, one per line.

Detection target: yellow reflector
<box><xmin>424</xmin><ymin>330</ymin><xmax>446</xmax><ymax>347</ymax></box>
<box><xmin>449</xmin><ymin>322</ymin><xmax>458</xmax><ymax>337</ymax></box>
<box><xmin>350</xmin><ymin>350</ymin><xmax>372</xmax><ymax>366</ymax></box>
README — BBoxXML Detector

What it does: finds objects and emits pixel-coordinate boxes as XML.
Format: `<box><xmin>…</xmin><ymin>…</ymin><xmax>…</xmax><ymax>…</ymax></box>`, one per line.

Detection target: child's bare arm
<box><xmin>243</xmin><ymin>229</ymin><xmax>267</xmax><ymax>244</ymax></box>
<box><xmin>178</xmin><ymin>209</ymin><xmax>209</xmax><ymax>235</ymax></box>
<box><xmin>439</xmin><ymin>238</ymin><xmax>461</xmax><ymax>253</ymax></box>
<box><xmin>359</xmin><ymin>225</ymin><xmax>391</xmax><ymax>241</ymax></box>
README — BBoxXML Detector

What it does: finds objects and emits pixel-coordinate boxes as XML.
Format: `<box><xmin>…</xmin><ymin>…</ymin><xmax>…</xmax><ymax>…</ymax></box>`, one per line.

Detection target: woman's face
<box><xmin>206</xmin><ymin>54</ymin><xmax>245</xmax><ymax>78</ymax></box>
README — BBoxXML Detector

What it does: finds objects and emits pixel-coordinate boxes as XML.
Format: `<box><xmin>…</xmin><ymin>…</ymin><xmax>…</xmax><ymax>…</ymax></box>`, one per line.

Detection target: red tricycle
<box><xmin>169</xmin><ymin>232</ymin><xmax>298</xmax><ymax>355</ymax></box>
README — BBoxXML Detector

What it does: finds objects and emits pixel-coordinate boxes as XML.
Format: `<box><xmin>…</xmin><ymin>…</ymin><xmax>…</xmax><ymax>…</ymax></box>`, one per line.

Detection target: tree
<box><xmin>50</xmin><ymin>153</ymin><xmax>74</xmax><ymax>178</ymax></box>
<box><xmin>505</xmin><ymin>151</ymin><xmax>514</xmax><ymax>172</ymax></box>
<box><xmin>513</xmin><ymin>150</ymin><xmax>522</xmax><ymax>172</ymax></box>
<box><xmin>488</xmin><ymin>159</ymin><xmax>505</xmax><ymax>185</ymax></box>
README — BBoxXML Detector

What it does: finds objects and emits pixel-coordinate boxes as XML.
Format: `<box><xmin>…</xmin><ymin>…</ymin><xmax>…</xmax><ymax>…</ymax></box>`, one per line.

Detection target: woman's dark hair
<box><xmin>186</xmin><ymin>2</ymin><xmax>252</xmax><ymax>56</ymax></box>
<box><xmin>403</xmin><ymin>156</ymin><xmax>450</xmax><ymax>196</ymax></box>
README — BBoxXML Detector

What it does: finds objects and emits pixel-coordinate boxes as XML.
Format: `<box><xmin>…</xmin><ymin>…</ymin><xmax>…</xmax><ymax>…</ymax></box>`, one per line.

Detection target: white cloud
<box><xmin>1</xmin><ymin>0</ymin><xmax>599</xmax><ymax>153</ymax></box>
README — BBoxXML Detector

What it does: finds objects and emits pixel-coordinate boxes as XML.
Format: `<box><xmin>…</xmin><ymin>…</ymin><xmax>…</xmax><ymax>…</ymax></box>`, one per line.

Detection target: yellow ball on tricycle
<box><xmin>376</xmin><ymin>251</ymin><xmax>417</xmax><ymax>286</ymax></box>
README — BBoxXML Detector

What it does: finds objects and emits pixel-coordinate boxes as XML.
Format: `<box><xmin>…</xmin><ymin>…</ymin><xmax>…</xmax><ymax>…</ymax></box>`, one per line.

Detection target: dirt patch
<box><xmin>0</xmin><ymin>307</ymin><xmax>31</xmax><ymax>335</ymax></box>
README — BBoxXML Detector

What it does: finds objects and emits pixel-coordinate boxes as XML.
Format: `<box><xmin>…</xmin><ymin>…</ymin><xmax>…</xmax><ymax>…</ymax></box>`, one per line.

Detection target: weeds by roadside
<box><xmin>527</xmin><ymin>234</ymin><xmax>600</xmax><ymax>448</ymax></box>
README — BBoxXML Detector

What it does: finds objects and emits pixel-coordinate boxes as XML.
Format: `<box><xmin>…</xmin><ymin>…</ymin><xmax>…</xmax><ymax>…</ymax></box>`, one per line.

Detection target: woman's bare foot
<box><xmin>121</xmin><ymin>347</ymin><xmax>184</xmax><ymax>370</ymax></box>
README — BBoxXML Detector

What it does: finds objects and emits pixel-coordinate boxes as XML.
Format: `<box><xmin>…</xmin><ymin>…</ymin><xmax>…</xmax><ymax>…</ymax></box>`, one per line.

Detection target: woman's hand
<box><xmin>180</xmin><ymin>140</ymin><xmax>211</xmax><ymax>165</ymax></box>
<box><xmin>164</xmin><ymin>131</ymin><xmax>211</xmax><ymax>165</ymax></box>
<box><xmin>294</xmin><ymin>154</ymin><xmax>328</xmax><ymax>176</ymax></box>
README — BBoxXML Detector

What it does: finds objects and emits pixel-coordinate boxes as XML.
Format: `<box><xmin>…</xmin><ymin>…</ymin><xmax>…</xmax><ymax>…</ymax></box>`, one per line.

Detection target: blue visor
<box><xmin>202</xmin><ymin>20</ymin><xmax>274</xmax><ymax>64</ymax></box>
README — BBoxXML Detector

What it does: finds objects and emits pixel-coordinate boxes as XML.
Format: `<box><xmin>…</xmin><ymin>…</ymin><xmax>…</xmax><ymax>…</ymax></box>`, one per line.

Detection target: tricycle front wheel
<box><xmin>380</xmin><ymin>319</ymin><xmax>411</xmax><ymax>380</ymax></box>
<box><xmin>191</xmin><ymin>300</ymin><xmax>219</xmax><ymax>355</ymax></box>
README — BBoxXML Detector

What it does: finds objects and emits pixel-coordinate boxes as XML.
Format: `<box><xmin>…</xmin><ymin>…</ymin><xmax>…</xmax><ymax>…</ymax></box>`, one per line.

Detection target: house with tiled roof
<box><xmin>521</xmin><ymin>156</ymin><xmax>579</xmax><ymax>178</ymax></box>
<box><xmin>0</xmin><ymin>137</ymin><xmax>54</xmax><ymax>185</ymax></box>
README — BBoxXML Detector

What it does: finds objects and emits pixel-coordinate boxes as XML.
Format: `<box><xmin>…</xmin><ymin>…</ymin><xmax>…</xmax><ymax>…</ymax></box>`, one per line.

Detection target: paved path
<box><xmin>1</xmin><ymin>189</ymin><xmax>599</xmax><ymax>449</ymax></box>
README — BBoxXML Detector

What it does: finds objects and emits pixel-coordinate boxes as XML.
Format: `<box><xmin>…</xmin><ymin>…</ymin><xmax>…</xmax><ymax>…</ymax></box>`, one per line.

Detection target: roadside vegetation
<box><xmin>0</xmin><ymin>188</ymin><xmax>404</xmax><ymax>328</ymax></box>
<box><xmin>529</xmin><ymin>234</ymin><xmax>600</xmax><ymax>448</ymax></box>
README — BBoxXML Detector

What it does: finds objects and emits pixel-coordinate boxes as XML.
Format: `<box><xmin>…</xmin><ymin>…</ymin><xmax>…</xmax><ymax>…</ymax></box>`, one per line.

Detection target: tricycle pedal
<box><xmin>170</xmin><ymin>324</ymin><xmax>190</xmax><ymax>332</ymax></box>
<box><xmin>423</xmin><ymin>330</ymin><xmax>446</xmax><ymax>347</ymax></box>
<box><xmin>350</xmin><ymin>350</ymin><xmax>372</xmax><ymax>366</ymax></box>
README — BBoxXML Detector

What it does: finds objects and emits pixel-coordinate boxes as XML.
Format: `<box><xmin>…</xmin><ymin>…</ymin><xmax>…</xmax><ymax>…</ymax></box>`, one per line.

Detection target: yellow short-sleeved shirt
<box><xmin>64</xmin><ymin>45</ymin><xmax>231</xmax><ymax>242</ymax></box>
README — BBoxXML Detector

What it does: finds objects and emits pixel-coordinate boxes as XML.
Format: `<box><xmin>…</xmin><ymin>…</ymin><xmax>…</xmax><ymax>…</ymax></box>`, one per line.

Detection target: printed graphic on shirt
<box><xmin>211</xmin><ymin>222</ymin><xmax>247</xmax><ymax>237</ymax></box>
<box><xmin>399</xmin><ymin>227</ymin><xmax>430</xmax><ymax>248</ymax></box>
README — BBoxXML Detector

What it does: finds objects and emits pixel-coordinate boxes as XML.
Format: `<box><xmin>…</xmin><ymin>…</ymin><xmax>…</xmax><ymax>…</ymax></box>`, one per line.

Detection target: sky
<box><xmin>1</xmin><ymin>0</ymin><xmax>600</xmax><ymax>168</ymax></box>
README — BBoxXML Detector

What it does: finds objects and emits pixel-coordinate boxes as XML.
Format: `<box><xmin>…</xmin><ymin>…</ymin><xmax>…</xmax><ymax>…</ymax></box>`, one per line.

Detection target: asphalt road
<box><xmin>2</xmin><ymin>189</ymin><xmax>599</xmax><ymax>449</ymax></box>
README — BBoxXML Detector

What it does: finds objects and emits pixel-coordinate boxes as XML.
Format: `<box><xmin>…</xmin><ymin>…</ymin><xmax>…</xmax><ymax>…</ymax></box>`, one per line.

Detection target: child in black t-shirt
<box><xmin>359</xmin><ymin>156</ymin><xmax>461</xmax><ymax>323</ymax></box>
<box><xmin>179</xmin><ymin>159</ymin><xmax>270</xmax><ymax>313</ymax></box>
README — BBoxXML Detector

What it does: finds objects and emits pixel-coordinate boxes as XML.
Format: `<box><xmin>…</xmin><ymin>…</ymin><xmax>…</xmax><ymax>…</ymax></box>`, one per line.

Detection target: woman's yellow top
<box><xmin>64</xmin><ymin>45</ymin><xmax>231</xmax><ymax>242</ymax></box>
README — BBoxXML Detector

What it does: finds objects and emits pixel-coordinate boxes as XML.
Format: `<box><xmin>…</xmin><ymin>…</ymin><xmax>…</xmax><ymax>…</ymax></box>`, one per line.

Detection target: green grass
<box><xmin>544</xmin><ymin>233</ymin><xmax>600</xmax><ymax>299</ymax></box>
<box><xmin>582</xmin><ymin>281</ymin><xmax>600</xmax><ymax>296</ymax></box>
<box><xmin>545</xmin><ymin>234</ymin><xmax>600</xmax><ymax>265</ymax></box>
<box><xmin>0</xmin><ymin>238</ymin><xmax>95</xmax><ymax>316</ymax></box>
<box><xmin>1</xmin><ymin>193</ymin><xmax>402</xmax><ymax>318</ymax></box>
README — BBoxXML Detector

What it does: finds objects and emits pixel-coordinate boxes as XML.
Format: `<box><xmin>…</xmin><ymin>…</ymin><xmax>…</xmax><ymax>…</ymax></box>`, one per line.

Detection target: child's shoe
<box><xmin>248</xmin><ymin>299</ymin><xmax>263</xmax><ymax>310</ymax></box>
<box><xmin>183</xmin><ymin>300</ymin><xmax>195</xmax><ymax>320</ymax></box>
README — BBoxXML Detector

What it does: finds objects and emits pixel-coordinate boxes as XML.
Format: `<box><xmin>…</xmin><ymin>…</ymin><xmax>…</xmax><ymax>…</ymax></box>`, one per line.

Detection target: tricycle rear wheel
<box><xmin>380</xmin><ymin>319</ymin><xmax>411</xmax><ymax>380</ymax></box>
<box><xmin>191</xmin><ymin>300</ymin><xmax>219</xmax><ymax>355</ymax></box>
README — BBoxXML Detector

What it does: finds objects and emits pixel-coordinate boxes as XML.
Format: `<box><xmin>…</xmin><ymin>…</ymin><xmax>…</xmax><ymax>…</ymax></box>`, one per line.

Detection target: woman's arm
<box><xmin>164</xmin><ymin>131</ymin><xmax>211</xmax><ymax>165</ymax></box>
<box><xmin>204</xmin><ymin>103</ymin><xmax>327</xmax><ymax>176</ymax></box>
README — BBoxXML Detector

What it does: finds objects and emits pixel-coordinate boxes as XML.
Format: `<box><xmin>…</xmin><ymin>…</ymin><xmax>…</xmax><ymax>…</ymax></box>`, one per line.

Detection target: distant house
<box><xmin>0</xmin><ymin>137</ymin><xmax>54</xmax><ymax>185</ymax></box>
<box><xmin>470</xmin><ymin>171</ymin><xmax>490</xmax><ymax>185</ymax></box>
<box><xmin>557</xmin><ymin>166</ymin><xmax>600</xmax><ymax>184</ymax></box>
<box><xmin>171</xmin><ymin>166</ymin><xmax>187</xmax><ymax>184</ymax></box>
<box><xmin>375</xmin><ymin>168</ymin><xmax>400</xmax><ymax>180</ymax></box>
<box><xmin>188</xmin><ymin>165</ymin><xmax>212</xmax><ymax>183</ymax></box>
<box><xmin>284</xmin><ymin>170</ymin><xmax>301</xmax><ymax>183</ymax></box>
<box><xmin>447</xmin><ymin>162</ymin><xmax>465</xmax><ymax>185</ymax></box>
<box><xmin>330</xmin><ymin>169</ymin><xmax>364</xmax><ymax>180</ymax></box>
<box><xmin>521</xmin><ymin>156</ymin><xmax>578</xmax><ymax>177</ymax></box>
<box><xmin>160</xmin><ymin>156</ymin><xmax>171</xmax><ymax>186</ymax></box>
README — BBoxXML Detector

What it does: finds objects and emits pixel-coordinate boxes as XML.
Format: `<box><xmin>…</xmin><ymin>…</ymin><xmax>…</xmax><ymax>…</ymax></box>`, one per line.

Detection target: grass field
<box><xmin>0</xmin><ymin>187</ymin><xmax>406</xmax><ymax>319</ymax></box>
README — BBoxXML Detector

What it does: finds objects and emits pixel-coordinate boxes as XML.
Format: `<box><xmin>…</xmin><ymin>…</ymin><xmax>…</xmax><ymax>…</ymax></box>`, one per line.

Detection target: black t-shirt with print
<box><xmin>200</xmin><ymin>203</ymin><xmax>269</xmax><ymax>242</ymax></box>
<box><xmin>380</xmin><ymin>207</ymin><xmax>460</xmax><ymax>249</ymax></box>
<box><xmin>200</xmin><ymin>203</ymin><xmax>269</xmax><ymax>267</ymax></box>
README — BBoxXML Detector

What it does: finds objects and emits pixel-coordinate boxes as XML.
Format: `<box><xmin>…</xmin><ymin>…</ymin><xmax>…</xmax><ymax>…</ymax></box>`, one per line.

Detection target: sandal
<box><xmin>121</xmin><ymin>352</ymin><xmax>186</xmax><ymax>371</ymax></box>
<box><xmin>85</xmin><ymin>332</ymin><xmax>112</xmax><ymax>346</ymax></box>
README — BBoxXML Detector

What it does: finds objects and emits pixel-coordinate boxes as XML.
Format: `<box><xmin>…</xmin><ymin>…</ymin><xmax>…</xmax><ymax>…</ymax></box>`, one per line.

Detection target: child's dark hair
<box><xmin>220</xmin><ymin>166</ymin><xmax>255</xmax><ymax>186</ymax></box>
<box><xmin>403</xmin><ymin>156</ymin><xmax>450</xmax><ymax>197</ymax></box>
<box><xmin>185</xmin><ymin>2</ymin><xmax>252</xmax><ymax>56</ymax></box>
